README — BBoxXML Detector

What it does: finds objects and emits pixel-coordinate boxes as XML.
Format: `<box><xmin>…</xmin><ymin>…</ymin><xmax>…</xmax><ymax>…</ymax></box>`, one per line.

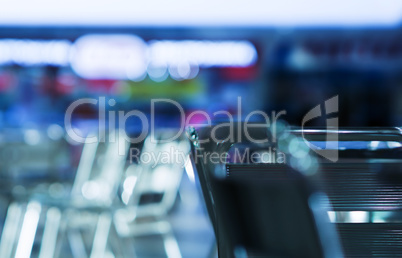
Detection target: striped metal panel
<box><xmin>319</xmin><ymin>162</ymin><xmax>402</xmax><ymax>211</ymax></box>
<box><xmin>226</xmin><ymin>163</ymin><xmax>402</xmax><ymax>257</ymax></box>
<box><xmin>227</xmin><ymin>163</ymin><xmax>402</xmax><ymax>211</ymax></box>
<box><xmin>337</xmin><ymin>223</ymin><xmax>402</xmax><ymax>257</ymax></box>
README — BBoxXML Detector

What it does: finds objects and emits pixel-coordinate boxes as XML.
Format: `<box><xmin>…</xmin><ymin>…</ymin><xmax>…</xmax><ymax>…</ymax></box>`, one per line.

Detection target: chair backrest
<box><xmin>189</xmin><ymin>123</ymin><xmax>343</xmax><ymax>258</ymax></box>
<box><xmin>292</xmin><ymin>128</ymin><xmax>402</xmax><ymax>257</ymax></box>
<box><xmin>0</xmin><ymin>127</ymin><xmax>70</xmax><ymax>181</ymax></box>
<box><xmin>120</xmin><ymin>131</ymin><xmax>190</xmax><ymax>218</ymax></box>
<box><xmin>71</xmin><ymin>130</ymin><xmax>129</xmax><ymax>205</ymax></box>
<box><xmin>290</xmin><ymin>128</ymin><xmax>402</xmax><ymax>211</ymax></box>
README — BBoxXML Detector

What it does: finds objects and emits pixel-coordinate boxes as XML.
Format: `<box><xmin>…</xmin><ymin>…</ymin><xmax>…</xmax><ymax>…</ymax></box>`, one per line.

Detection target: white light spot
<box><xmin>47</xmin><ymin>124</ymin><xmax>64</xmax><ymax>141</ymax></box>
<box><xmin>24</xmin><ymin>129</ymin><xmax>40</xmax><ymax>145</ymax></box>
<box><xmin>70</xmin><ymin>34</ymin><xmax>148</xmax><ymax>80</ymax></box>
<box><xmin>184</xmin><ymin>156</ymin><xmax>195</xmax><ymax>183</ymax></box>
<box><xmin>81</xmin><ymin>181</ymin><xmax>100</xmax><ymax>200</ymax></box>
<box><xmin>348</xmin><ymin>211</ymin><xmax>369</xmax><ymax>223</ymax></box>
<box><xmin>387</xmin><ymin>141</ymin><xmax>402</xmax><ymax>148</ymax></box>
<box><xmin>147</xmin><ymin>61</ymin><xmax>168</xmax><ymax>82</ymax></box>
<box><xmin>369</xmin><ymin>141</ymin><xmax>380</xmax><ymax>150</ymax></box>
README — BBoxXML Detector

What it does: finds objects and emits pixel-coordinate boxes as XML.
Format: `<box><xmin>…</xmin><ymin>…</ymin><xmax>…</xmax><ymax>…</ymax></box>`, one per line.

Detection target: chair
<box><xmin>188</xmin><ymin>123</ymin><xmax>343</xmax><ymax>258</ymax></box>
<box><xmin>0</xmin><ymin>127</ymin><xmax>72</xmax><ymax>191</ymax></box>
<box><xmin>0</xmin><ymin>130</ymin><xmax>129</xmax><ymax>258</ymax></box>
<box><xmin>0</xmin><ymin>127</ymin><xmax>72</xmax><ymax>258</ymax></box>
<box><xmin>114</xmin><ymin>131</ymin><xmax>190</xmax><ymax>258</ymax></box>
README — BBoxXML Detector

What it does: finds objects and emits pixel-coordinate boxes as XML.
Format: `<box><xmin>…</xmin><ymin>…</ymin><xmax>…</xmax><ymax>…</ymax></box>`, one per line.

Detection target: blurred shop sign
<box><xmin>0</xmin><ymin>35</ymin><xmax>258</xmax><ymax>81</ymax></box>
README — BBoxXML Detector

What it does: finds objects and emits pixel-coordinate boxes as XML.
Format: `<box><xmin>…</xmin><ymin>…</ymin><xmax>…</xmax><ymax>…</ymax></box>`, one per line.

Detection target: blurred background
<box><xmin>0</xmin><ymin>0</ymin><xmax>401</xmax><ymax>257</ymax></box>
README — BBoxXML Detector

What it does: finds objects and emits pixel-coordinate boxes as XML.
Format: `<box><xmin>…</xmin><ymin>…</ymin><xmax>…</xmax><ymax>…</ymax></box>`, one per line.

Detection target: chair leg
<box><xmin>39</xmin><ymin>207</ymin><xmax>62</xmax><ymax>258</ymax></box>
<box><xmin>52</xmin><ymin>217</ymin><xmax>67</xmax><ymax>258</ymax></box>
<box><xmin>0</xmin><ymin>202</ymin><xmax>23</xmax><ymax>258</ymax></box>
<box><xmin>162</xmin><ymin>229</ymin><xmax>182</xmax><ymax>258</ymax></box>
<box><xmin>68</xmin><ymin>229</ymin><xmax>88</xmax><ymax>258</ymax></box>
<box><xmin>108</xmin><ymin>223</ymin><xmax>136</xmax><ymax>258</ymax></box>
<box><xmin>90</xmin><ymin>212</ymin><xmax>112</xmax><ymax>258</ymax></box>
<box><xmin>15</xmin><ymin>201</ymin><xmax>42</xmax><ymax>258</ymax></box>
